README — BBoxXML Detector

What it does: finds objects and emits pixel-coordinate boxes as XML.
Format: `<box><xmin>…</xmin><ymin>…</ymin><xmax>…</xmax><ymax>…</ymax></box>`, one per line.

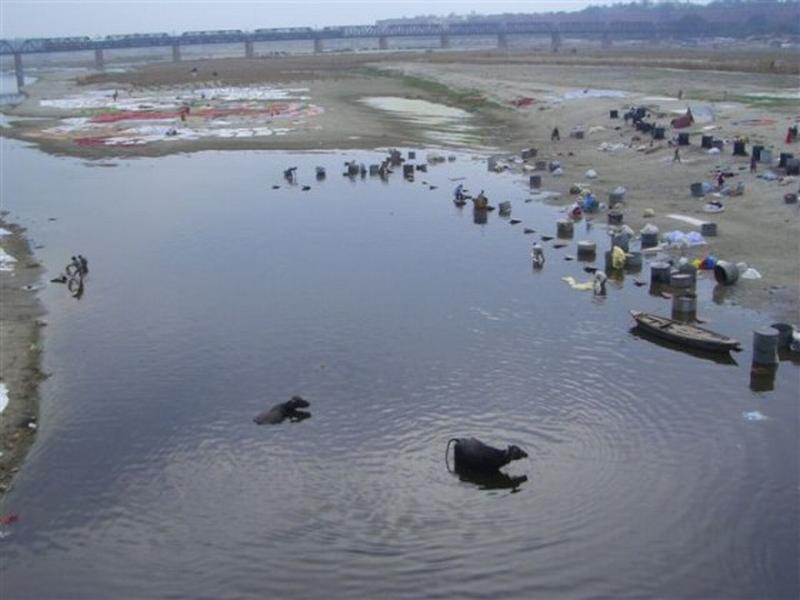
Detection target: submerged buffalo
<box><xmin>446</xmin><ymin>437</ymin><xmax>528</xmax><ymax>473</ymax></box>
<box><xmin>254</xmin><ymin>396</ymin><xmax>311</xmax><ymax>425</ymax></box>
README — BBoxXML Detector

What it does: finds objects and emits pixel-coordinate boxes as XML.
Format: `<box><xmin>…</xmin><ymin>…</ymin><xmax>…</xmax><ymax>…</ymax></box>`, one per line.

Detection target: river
<box><xmin>0</xmin><ymin>139</ymin><xmax>797</xmax><ymax>599</ymax></box>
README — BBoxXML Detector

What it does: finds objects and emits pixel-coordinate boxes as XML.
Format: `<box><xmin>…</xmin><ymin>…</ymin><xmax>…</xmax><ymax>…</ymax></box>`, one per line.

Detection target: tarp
<box><xmin>671</xmin><ymin>108</ymin><xmax>695</xmax><ymax>129</ymax></box>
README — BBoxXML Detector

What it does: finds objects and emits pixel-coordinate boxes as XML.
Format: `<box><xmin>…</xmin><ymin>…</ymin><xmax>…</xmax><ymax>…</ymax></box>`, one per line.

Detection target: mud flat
<box><xmin>0</xmin><ymin>218</ymin><xmax>45</xmax><ymax>498</ymax></box>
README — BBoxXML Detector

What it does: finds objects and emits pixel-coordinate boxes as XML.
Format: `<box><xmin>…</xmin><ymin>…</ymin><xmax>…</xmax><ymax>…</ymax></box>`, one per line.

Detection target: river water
<box><xmin>0</xmin><ymin>139</ymin><xmax>797</xmax><ymax>599</ymax></box>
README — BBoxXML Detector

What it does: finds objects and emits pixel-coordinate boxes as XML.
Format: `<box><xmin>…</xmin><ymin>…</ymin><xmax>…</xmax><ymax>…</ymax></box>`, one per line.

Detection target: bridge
<box><xmin>1</xmin><ymin>19</ymin><xmax>709</xmax><ymax>90</ymax></box>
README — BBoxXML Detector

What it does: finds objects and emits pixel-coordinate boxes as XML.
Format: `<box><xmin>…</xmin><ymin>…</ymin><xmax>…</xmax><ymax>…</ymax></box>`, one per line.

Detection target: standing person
<box><xmin>673</xmin><ymin>147</ymin><xmax>681</xmax><ymax>163</ymax></box>
<box><xmin>750</xmin><ymin>153</ymin><xmax>758</xmax><ymax>173</ymax></box>
<box><xmin>716</xmin><ymin>172</ymin><xmax>725</xmax><ymax>189</ymax></box>
<box><xmin>551</xmin><ymin>127</ymin><xmax>560</xmax><ymax>142</ymax></box>
<box><xmin>78</xmin><ymin>255</ymin><xmax>88</xmax><ymax>275</ymax></box>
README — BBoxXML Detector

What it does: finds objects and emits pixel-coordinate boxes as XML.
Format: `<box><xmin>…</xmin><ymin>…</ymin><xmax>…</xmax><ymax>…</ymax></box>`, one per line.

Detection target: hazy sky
<box><xmin>2</xmin><ymin>0</ymin><xmax>633</xmax><ymax>39</ymax></box>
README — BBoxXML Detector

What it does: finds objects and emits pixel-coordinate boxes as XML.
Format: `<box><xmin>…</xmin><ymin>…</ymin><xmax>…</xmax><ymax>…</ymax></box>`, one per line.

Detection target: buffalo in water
<box><xmin>446</xmin><ymin>437</ymin><xmax>528</xmax><ymax>491</ymax></box>
<box><xmin>254</xmin><ymin>396</ymin><xmax>311</xmax><ymax>425</ymax></box>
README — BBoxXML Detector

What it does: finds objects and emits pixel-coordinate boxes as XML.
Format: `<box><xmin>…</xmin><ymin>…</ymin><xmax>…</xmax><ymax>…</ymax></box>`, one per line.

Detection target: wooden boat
<box><xmin>630</xmin><ymin>310</ymin><xmax>741</xmax><ymax>353</ymax></box>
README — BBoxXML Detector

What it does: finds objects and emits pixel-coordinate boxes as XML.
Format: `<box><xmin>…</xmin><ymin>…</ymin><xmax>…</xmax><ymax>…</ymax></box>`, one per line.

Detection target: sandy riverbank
<box><xmin>0</xmin><ymin>46</ymin><xmax>797</xmax><ymax>498</ymax></box>
<box><xmin>0</xmin><ymin>218</ymin><xmax>45</xmax><ymax>498</ymax></box>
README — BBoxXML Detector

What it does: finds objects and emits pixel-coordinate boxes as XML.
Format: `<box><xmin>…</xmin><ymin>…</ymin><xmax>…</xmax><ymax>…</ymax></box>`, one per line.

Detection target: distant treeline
<box><xmin>378</xmin><ymin>0</ymin><xmax>800</xmax><ymax>36</ymax></box>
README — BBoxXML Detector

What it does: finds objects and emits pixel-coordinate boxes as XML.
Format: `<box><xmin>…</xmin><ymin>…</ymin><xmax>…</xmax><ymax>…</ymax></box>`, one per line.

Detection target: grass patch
<box><xmin>354</xmin><ymin>66</ymin><xmax>505</xmax><ymax>112</ymax></box>
<box><xmin>690</xmin><ymin>89</ymin><xmax>798</xmax><ymax>108</ymax></box>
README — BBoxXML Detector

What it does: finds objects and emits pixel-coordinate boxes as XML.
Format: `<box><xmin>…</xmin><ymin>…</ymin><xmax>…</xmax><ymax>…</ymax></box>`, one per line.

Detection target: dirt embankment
<box><xmin>0</xmin><ymin>219</ymin><xmax>46</xmax><ymax>498</ymax></box>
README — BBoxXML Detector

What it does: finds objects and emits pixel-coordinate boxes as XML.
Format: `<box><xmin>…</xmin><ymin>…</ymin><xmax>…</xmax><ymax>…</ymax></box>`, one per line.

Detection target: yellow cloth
<box><xmin>562</xmin><ymin>276</ymin><xmax>594</xmax><ymax>291</ymax></box>
<box><xmin>611</xmin><ymin>246</ymin><xmax>626</xmax><ymax>270</ymax></box>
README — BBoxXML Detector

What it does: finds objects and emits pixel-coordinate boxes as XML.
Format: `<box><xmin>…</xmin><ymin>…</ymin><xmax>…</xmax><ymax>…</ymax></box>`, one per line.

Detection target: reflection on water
<box><xmin>454</xmin><ymin>467</ymin><xmax>528</xmax><ymax>492</ymax></box>
<box><xmin>0</xmin><ymin>140</ymin><xmax>797</xmax><ymax>600</ymax></box>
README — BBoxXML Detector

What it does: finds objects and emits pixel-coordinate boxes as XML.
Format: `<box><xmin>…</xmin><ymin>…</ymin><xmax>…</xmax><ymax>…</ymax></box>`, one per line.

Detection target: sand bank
<box><xmin>0</xmin><ymin>218</ymin><xmax>45</xmax><ymax>498</ymax></box>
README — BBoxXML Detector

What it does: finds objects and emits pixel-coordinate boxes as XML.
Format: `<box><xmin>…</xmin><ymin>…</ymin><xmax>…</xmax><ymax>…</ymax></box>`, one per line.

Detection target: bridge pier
<box><xmin>171</xmin><ymin>43</ymin><xmax>181</xmax><ymax>62</ymax></box>
<box><xmin>601</xmin><ymin>32</ymin><xmax>612</xmax><ymax>49</ymax></box>
<box><xmin>439</xmin><ymin>33</ymin><xmax>450</xmax><ymax>49</ymax></box>
<box><xmin>550</xmin><ymin>31</ymin><xmax>562</xmax><ymax>53</ymax></box>
<box><xmin>245</xmin><ymin>40</ymin><xmax>254</xmax><ymax>58</ymax></box>
<box><xmin>378</xmin><ymin>35</ymin><xmax>388</xmax><ymax>50</ymax></box>
<box><xmin>313</xmin><ymin>38</ymin><xmax>323</xmax><ymax>53</ymax></box>
<box><xmin>13</xmin><ymin>53</ymin><xmax>25</xmax><ymax>91</ymax></box>
<box><xmin>497</xmin><ymin>32</ymin><xmax>508</xmax><ymax>50</ymax></box>
<box><xmin>94</xmin><ymin>48</ymin><xmax>104</xmax><ymax>70</ymax></box>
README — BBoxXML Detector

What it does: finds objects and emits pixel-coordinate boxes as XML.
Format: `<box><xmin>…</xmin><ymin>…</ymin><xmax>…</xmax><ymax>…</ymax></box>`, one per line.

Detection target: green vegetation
<box><xmin>355</xmin><ymin>66</ymin><xmax>506</xmax><ymax>112</ymax></box>
<box><xmin>690</xmin><ymin>89</ymin><xmax>799</xmax><ymax>108</ymax></box>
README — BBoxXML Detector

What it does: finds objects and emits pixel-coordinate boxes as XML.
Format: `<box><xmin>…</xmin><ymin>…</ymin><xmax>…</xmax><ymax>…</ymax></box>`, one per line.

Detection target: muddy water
<box><xmin>0</xmin><ymin>139</ymin><xmax>797</xmax><ymax>600</ymax></box>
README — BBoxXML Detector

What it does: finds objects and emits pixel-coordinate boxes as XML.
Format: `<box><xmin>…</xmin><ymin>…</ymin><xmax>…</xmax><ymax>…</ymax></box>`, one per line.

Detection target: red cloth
<box><xmin>510</xmin><ymin>97</ymin><xmax>535</xmax><ymax>108</ymax></box>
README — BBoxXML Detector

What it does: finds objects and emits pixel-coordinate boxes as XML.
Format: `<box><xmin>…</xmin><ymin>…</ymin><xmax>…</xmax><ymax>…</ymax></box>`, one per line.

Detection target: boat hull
<box><xmin>630</xmin><ymin>310</ymin><xmax>741</xmax><ymax>353</ymax></box>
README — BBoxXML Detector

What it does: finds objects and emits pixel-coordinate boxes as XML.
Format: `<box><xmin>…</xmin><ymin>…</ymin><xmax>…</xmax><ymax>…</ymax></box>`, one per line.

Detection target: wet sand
<box><xmin>0</xmin><ymin>45</ymin><xmax>798</xmax><ymax>495</ymax></box>
<box><xmin>0</xmin><ymin>218</ymin><xmax>45</xmax><ymax>498</ymax></box>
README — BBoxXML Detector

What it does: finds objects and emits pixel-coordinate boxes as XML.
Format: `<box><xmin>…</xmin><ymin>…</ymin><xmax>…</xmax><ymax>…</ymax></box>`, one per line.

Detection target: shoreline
<box><xmin>0</xmin><ymin>217</ymin><xmax>46</xmax><ymax>499</ymax></box>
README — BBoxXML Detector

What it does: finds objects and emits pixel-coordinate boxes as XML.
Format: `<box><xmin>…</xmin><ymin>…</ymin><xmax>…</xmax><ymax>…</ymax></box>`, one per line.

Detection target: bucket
<box><xmin>732</xmin><ymin>140</ymin><xmax>747</xmax><ymax>156</ymax></box>
<box><xmin>678</xmin><ymin>262</ymin><xmax>697</xmax><ymax>284</ymax></box>
<box><xmin>611</xmin><ymin>232</ymin><xmax>631</xmax><ymax>252</ymax></box>
<box><xmin>701</xmin><ymin>222</ymin><xmax>717</xmax><ymax>237</ymax></box>
<box><xmin>403</xmin><ymin>164</ymin><xmax>415</xmax><ymax>178</ymax></box>
<box><xmin>610</xmin><ymin>109</ymin><xmax>619</xmax><ymax>119</ymax></box>
<box><xmin>608</xmin><ymin>210</ymin><xmax>624</xmax><ymax>225</ymax></box>
<box><xmin>369</xmin><ymin>164</ymin><xmax>380</xmax><ymax>176</ymax></box>
<box><xmin>672</xmin><ymin>292</ymin><xmax>697</xmax><ymax>321</ymax></box>
<box><xmin>577</xmin><ymin>240</ymin><xmax>596</xmax><ymax>260</ymax></box>
<box><xmin>751</xmin><ymin>145</ymin><xmax>763</xmax><ymax>162</ymax></box>
<box><xmin>701</xmin><ymin>135</ymin><xmax>713</xmax><ymax>149</ymax></box>
<box><xmin>556</xmin><ymin>219</ymin><xmax>574</xmax><ymax>239</ymax></box>
<box><xmin>770</xmin><ymin>323</ymin><xmax>795</xmax><ymax>349</ymax></box>
<box><xmin>670</xmin><ymin>273</ymin><xmax>693</xmax><ymax>289</ymax></box>
<box><xmin>609</xmin><ymin>191</ymin><xmax>625</xmax><ymax>206</ymax></box>
<box><xmin>752</xmin><ymin>327</ymin><xmax>779</xmax><ymax>366</ymax></box>
<box><xmin>650</xmin><ymin>262</ymin><xmax>671</xmax><ymax>284</ymax></box>
<box><xmin>779</xmin><ymin>153</ymin><xmax>794</xmax><ymax>168</ymax></box>
<box><xmin>641</xmin><ymin>231</ymin><xmax>659</xmax><ymax>249</ymax></box>
<box><xmin>759</xmin><ymin>148</ymin><xmax>773</xmax><ymax>164</ymax></box>
<box><xmin>690</xmin><ymin>182</ymin><xmax>705</xmax><ymax>198</ymax></box>
<box><xmin>677</xmin><ymin>133</ymin><xmax>690</xmax><ymax>146</ymax></box>
<box><xmin>529</xmin><ymin>175</ymin><xmax>542</xmax><ymax>189</ymax></box>
<box><xmin>408</xmin><ymin>151</ymin><xmax>416</xmax><ymax>160</ymax></box>
<box><xmin>498</xmin><ymin>201</ymin><xmax>511</xmax><ymax>215</ymax></box>
<box><xmin>535</xmin><ymin>160</ymin><xmax>547</xmax><ymax>171</ymax></box>
<box><xmin>786</xmin><ymin>159</ymin><xmax>800</xmax><ymax>176</ymax></box>
<box><xmin>714</xmin><ymin>260</ymin><xmax>739</xmax><ymax>285</ymax></box>
<box><xmin>624</xmin><ymin>251</ymin><xmax>643</xmax><ymax>272</ymax></box>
